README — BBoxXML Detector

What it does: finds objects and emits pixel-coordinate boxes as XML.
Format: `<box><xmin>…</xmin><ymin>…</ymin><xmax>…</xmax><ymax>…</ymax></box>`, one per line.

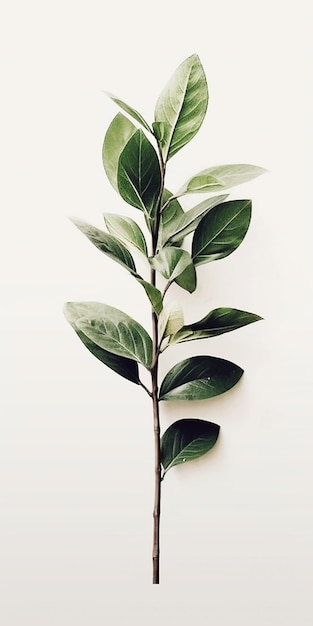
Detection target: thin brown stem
<box><xmin>150</xmin><ymin>147</ymin><xmax>166</xmax><ymax>584</ymax></box>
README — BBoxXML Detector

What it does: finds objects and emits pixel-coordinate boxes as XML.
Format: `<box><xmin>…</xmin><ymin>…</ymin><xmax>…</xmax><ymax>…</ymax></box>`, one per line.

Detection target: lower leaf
<box><xmin>161</xmin><ymin>418</ymin><xmax>220</xmax><ymax>473</ymax></box>
<box><xmin>64</xmin><ymin>302</ymin><xmax>140</xmax><ymax>384</ymax></box>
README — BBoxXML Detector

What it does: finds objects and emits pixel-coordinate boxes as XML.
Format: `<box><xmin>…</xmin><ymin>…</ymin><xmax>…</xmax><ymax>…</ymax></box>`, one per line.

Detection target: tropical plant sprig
<box><xmin>64</xmin><ymin>54</ymin><xmax>265</xmax><ymax>584</ymax></box>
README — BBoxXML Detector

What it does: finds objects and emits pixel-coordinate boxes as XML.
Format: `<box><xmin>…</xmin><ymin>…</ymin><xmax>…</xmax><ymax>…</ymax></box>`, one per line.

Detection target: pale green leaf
<box><xmin>149</xmin><ymin>247</ymin><xmax>193</xmax><ymax>282</ymax></box>
<box><xmin>192</xmin><ymin>199</ymin><xmax>252</xmax><ymax>265</ymax></box>
<box><xmin>155</xmin><ymin>54</ymin><xmax>208</xmax><ymax>161</ymax></box>
<box><xmin>158</xmin><ymin>190</ymin><xmax>184</xmax><ymax>248</ymax></box>
<box><xmin>161</xmin><ymin>418</ymin><xmax>220</xmax><ymax>472</ymax></box>
<box><xmin>63</xmin><ymin>302</ymin><xmax>139</xmax><ymax>384</ymax></box>
<box><xmin>71</xmin><ymin>218</ymin><xmax>136</xmax><ymax>274</ymax></box>
<box><xmin>102</xmin><ymin>113</ymin><xmax>137</xmax><ymax>192</ymax></box>
<box><xmin>103</xmin><ymin>213</ymin><xmax>148</xmax><ymax>256</ymax></box>
<box><xmin>105</xmin><ymin>92</ymin><xmax>152</xmax><ymax>132</ymax></box>
<box><xmin>177</xmin><ymin>163</ymin><xmax>267</xmax><ymax>196</ymax></box>
<box><xmin>169</xmin><ymin>307</ymin><xmax>263</xmax><ymax>345</ymax></box>
<box><xmin>158</xmin><ymin>300</ymin><xmax>184</xmax><ymax>340</ymax></box>
<box><xmin>117</xmin><ymin>129</ymin><xmax>161</xmax><ymax>218</ymax></box>
<box><xmin>159</xmin><ymin>355</ymin><xmax>243</xmax><ymax>401</ymax></box>
<box><xmin>76</xmin><ymin>303</ymin><xmax>152</xmax><ymax>369</ymax></box>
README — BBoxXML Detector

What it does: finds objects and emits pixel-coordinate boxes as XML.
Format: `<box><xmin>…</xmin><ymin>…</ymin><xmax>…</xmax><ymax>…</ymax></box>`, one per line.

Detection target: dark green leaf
<box><xmin>103</xmin><ymin>213</ymin><xmax>148</xmax><ymax>256</ymax></box>
<box><xmin>149</xmin><ymin>247</ymin><xmax>193</xmax><ymax>282</ymax></box>
<box><xmin>174</xmin><ymin>262</ymin><xmax>197</xmax><ymax>293</ymax></box>
<box><xmin>192</xmin><ymin>199</ymin><xmax>252</xmax><ymax>265</ymax></box>
<box><xmin>177</xmin><ymin>164</ymin><xmax>267</xmax><ymax>196</ymax></box>
<box><xmin>105</xmin><ymin>92</ymin><xmax>152</xmax><ymax>132</ymax></box>
<box><xmin>161</xmin><ymin>418</ymin><xmax>220</xmax><ymax>472</ymax></box>
<box><xmin>136</xmin><ymin>279</ymin><xmax>163</xmax><ymax>316</ymax></box>
<box><xmin>159</xmin><ymin>355</ymin><xmax>243</xmax><ymax>401</ymax></box>
<box><xmin>102</xmin><ymin>113</ymin><xmax>137</xmax><ymax>192</ymax></box>
<box><xmin>155</xmin><ymin>54</ymin><xmax>208</xmax><ymax>161</ymax></box>
<box><xmin>64</xmin><ymin>302</ymin><xmax>139</xmax><ymax>384</ymax></box>
<box><xmin>75</xmin><ymin>302</ymin><xmax>153</xmax><ymax>369</ymax></box>
<box><xmin>117</xmin><ymin>129</ymin><xmax>161</xmax><ymax>218</ymax></box>
<box><xmin>169</xmin><ymin>307</ymin><xmax>263</xmax><ymax>345</ymax></box>
<box><xmin>163</xmin><ymin>194</ymin><xmax>228</xmax><ymax>245</ymax></box>
<box><xmin>71</xmin><ymin>219</ymin><xmax>136</xmax><ymax>274</ymax></box>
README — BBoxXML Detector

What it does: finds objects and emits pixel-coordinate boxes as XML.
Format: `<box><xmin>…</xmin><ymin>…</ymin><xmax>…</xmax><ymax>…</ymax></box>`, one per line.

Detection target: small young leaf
<box><xmin>71</xmin><ymin>219</ymin><xmax>137</xmax><ymax>274</ymax></box>
<box><xmin>161</xmin><ymin>418</ymin><xmax>220</xmax><ymax>472</ymax></box>
<box><xmin>149</xmin><ymin>247</ymin><xmax>193</xmax><ymax>282</ymax></box>
<box><xmin>102</xmin><ymin>113</ymin><xmax>137</xmax><ymax>192</ymax></box>
<box><xmin>158</xmin><ymin>300</ymin><xmax>184</xmax><ymax>340</ymax></box>
<box><xmin>192</xmin><ymin>199</ymin><xmax>252</xmax><ymax>266</ymax></box>
<box><xmin>169</xmin><ymin>307</ymin><xmax>263</xmax><ymax>345</ymax></box>
<box><xmin>155</xmin><ymin>54</ymin><xmax>208</xmax><ymax>161</ymax></box>
<box><xmin>105</xmin><ymin>92</ymin><xmax>152</xmax><ymax>132</ymax></box>
<box><xmin>64</xmin><ymin>302</ymin><xmax>140</xmax><ymax>384</ymax></box>
<box><xmin>136</xmin><ymin>279</ymin><xmax>163</xmax><ymax>316</ymax></box>
<box><xmin>103</xmin><ymin>213</ymin><xmax>148</xmax><ymax>256</ymax></box>
<box><xmin>162</xmin><ymin>194</ymin><xmax>228</xmax><ymax>245</ymax></box>
<box><xmin>117</xmin><ymin>129</ymin><xmax>161</xmax><ymax>218</ymax></box>
<box><xmin>75</xmin><ymin>303</ymin><xmax>153</xmax><ymax>369</ymax></box>
<box><xmin>158</xmin><ymin>190</ymin><xmax>184</xmax><ymax>248</ymax></box>
<box><xmin>159</xmin><ymin>355</ymin><xmax>243</xmax><ymax>401</ymax></box>
<box><xmin>177</xmin><ymin>164</ymin><xmax>266</xmax><ymax>196</ymax></box>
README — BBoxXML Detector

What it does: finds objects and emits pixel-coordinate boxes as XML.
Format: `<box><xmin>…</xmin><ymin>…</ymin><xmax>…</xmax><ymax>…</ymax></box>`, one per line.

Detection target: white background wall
<box><xmin>1</xmin><ymin>1</ymin><xmax>312</xmax><ymax>624</ymax></box>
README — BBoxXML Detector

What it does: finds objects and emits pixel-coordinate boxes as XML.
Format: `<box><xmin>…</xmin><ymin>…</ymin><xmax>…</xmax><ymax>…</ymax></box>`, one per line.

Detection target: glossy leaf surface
<box><xmin>136</xmin><ymin>279</ymin><xmax>163</xmax><ymax>316</ymax></box>
<box><xmin>161</xmin><ymin>418</ymin><xmax>220</xmax><ymax>472</ymax></box>
<box><xmin>169</xmin><ymin>307</ymin><xmax>263</xmax><ymax>344</ymax></box>
<box><xmin>105</xmin><ymin>92</ymin><xmax>152</xmax><ymax>132</ymax></box>
<box><xmin>149</xmin><ymin>247</ymin><xmax>193</xmax><ymax>282</ymax></box>
<box><xmin>117</xmin><ymin>129</ymin><xmax>161</xmax><ymax>218</ymax></box>
<box><xmin>163</xmin><ymin>194</ymin><xmax>228</xmax><ymax>244</ymax></box>
<box><xmin>71</xmin><ymin>219</ymin><xmax>136</xmax><ymax>273</ymax></box>
<box><xmin>76</xmin><ymin>303</ymin><xmax>153</xmax><ymax>369</ymax></box>
<box><xmin>159</xmin><ymin>190</ymin><xmax>184</xmax><ymax>248</ymax></box>
<box><xmin>159</xmin><ymin>355</ymin><xmax>243</xmax><ymax>401</ymax></box>
<box><xmin>174</xmin><ymin>262</ymin><xmax>197</xmax><ymax>293</ymax></box>
<box><xmin>158</xmin><ymin>300</ymin><xmax>184</xmax><ymax>340</ymax></box>
<box><xmin>192</xmin><ymin>199</ymin><xmax>252</xmax><ymax>265</ymax></box>
<box><xmin>102</xmin><ymin>113</ymin><xmax>137</xmax><ymax>192</ymax></box>
<box><xmin>64</xmin><ymin>302</ymin><xmax>139</xmax><ymax>384</ymax></box>
<box><xmin>103</xmin><ymin>213</ymin><xmax>148</xmax><ymax>256</ymax></box>
<box><xmin>177</xmin><ymin>163</ymin><xmax>266</xmax><ymax>196</ymax></box>
<box><xmin>155</xmin><ymin>54</ymin><xmax>208</xmax><ymax>161</ymax></box>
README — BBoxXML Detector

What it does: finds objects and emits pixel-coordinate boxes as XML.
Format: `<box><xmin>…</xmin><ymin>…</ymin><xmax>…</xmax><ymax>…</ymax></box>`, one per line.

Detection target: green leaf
<box><xmin>75</xmin><ymin>303</ymin><xmax>153</xmax><ymax>370</ymax></box>
<box><xmin>136</xmin><ymin>279</ymin><xmax>163</xmax><ymax>316</ymax></box>
<box><xmin>161</xmin><ymin>418</ymin><xmax>220</xmax><ymax>472</ymax></box>
<box><xmin>158</xmin><ymin>190</ymin><xmax>184</xmax><ymax>248</ymax></box>
<box><xmin>103</xmin><ymin>213</ymin><xmax>148</xmax><ymax>256</ymax></box>
<box><xmin>105</xmin><ymin>92</ymin><xmax>152</xmax><ymax>133</ymax></box>
<box><xmin>159</xmin><ymin>355</ymin><xmax>243</xmax><ymax>401</ymax></box>
<box><xmin>163</xmin><ymin>194</ymin><xmax>228</xmax><ymax>245</ymax></box>
<box><xmin>174</xmin><ymin>262</ymin><xmax>197</xmax><ymax>294</ymax></box>
<box><xmin>169</xmin><ymin>307</ymin><xmax>263</xmax><ymax>345</ymax></box>
<box><xmin>149</xmin><ymin>247</ymin><xmax>193</xmax><ymax>282</ymax></box>
<box><xmin>64</xmin><ymin>302</ymin><xmax>140</xmax><ymax>384</ymax></box>
<box><xmin>155</xmin><ymin>54</ymin><xmax>208</xmax><ymax>161</ymax></box>
<box><xmin>158</xmin><ymin>300</ymin><xmax>184</xmax><ymax>340</ymax></box>
<box><xmin>102</xmin><ymin>113</ymin><xmax>137</xmax><ymax>192</ymax></box>
<box><xmin>192</xmin><ymin>199</ymin><xmax>252</xmax><ymax>265</ymax></box>
<box><xmin>117</xmin><ymin>129</ymin><xmax>161</xmax><ymax>218</ymax></box>
<box><xmin>177</xmin><ymin>163</ymin><xmax>267</xmax><ymax>196</ymax></box>
<box><xmin>71</xmin><ymin>219</ymin><xmax>137</xmax><ymax>274</ymax></box>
